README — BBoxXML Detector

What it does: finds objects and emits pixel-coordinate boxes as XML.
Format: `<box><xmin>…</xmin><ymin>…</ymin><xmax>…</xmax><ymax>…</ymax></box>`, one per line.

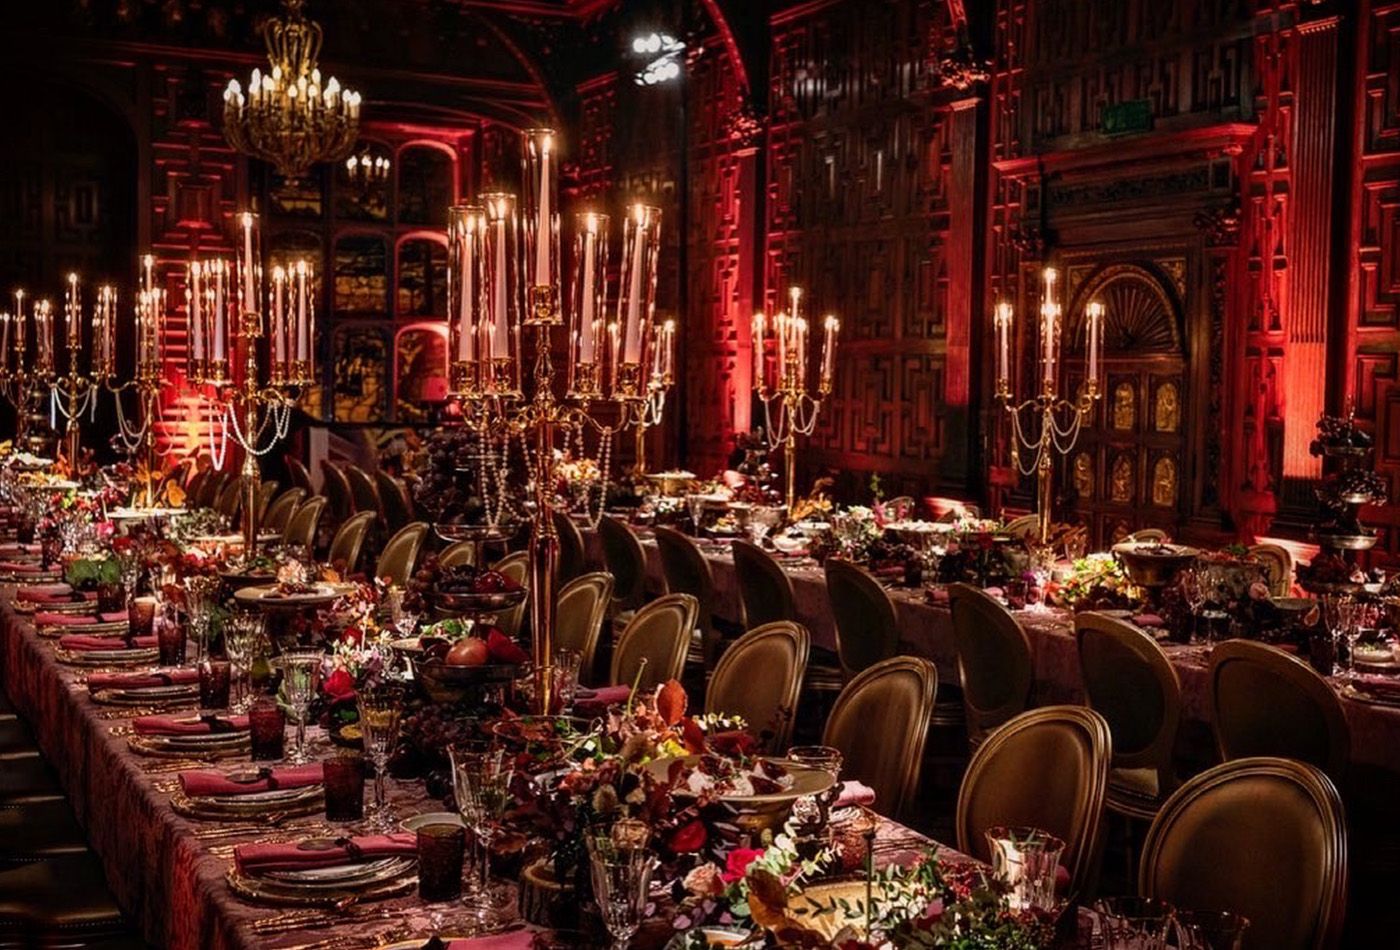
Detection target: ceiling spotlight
<box><xmin>631</xmin><ymin>31</ymin><xmax>685</xmax><ymax>86</ymax></box>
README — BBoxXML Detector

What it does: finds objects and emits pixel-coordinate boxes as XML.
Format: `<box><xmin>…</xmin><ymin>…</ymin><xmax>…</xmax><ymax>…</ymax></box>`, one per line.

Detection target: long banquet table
<box><xmin>607</xmin><ymin>530</ymin><xmax>1400</xmax><ymax>778</ymax></box>
<box><xmin>1</xmin><ymin>584</ymin><xmax>1005</xmax><ymax>949</ymax></box>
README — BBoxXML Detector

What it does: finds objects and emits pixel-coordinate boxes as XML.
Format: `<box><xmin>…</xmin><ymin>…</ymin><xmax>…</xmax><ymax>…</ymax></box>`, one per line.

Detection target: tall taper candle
<box><xmin>752</xmin><ymin>313</ymin><xmax>766</xmax><ymax>391</ymax></box>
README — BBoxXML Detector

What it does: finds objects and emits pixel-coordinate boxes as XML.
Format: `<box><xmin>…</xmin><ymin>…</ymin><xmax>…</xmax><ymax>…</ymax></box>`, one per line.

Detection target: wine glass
<box><xmin>183</xmin><ymin>575</ymin><xmax>220</xmax><ymax>664</ymax></box>
<box><xmin>277</xmin><ymin>649</ymin><xmax>324</xmax><ymax>764</ymax></box>
<box><xmin>685</xmin><ymin>494</ymin><xmax>706</xmax><ymax>535</ymax></box>
<box><xmin>1180</xmin><ymin>568</ymin><xmax>1208</xmax><ymax>642</ymax></box>
<box><xmin>788</xmin><ymin>745</ymin><xmax>843</xmax><ymax>833</ymax></box>
<box><xmin>223</xmin><ymin>611</ymin><xmax>263</xmax><ymax>712</ymax></box>
<box><xmin>357</xmin><ymin>684</ymin><xmax>405</xmax><ymax>831</ymax></box>
<box><xmin>448</xmin><ymin>742</ymin><xmax>515</xmax><ymax>919</ymax></box>
<box><xmin>586</xmin><ymin>820</ymin><xmax>656</xmax><ymax>950</ymax></box>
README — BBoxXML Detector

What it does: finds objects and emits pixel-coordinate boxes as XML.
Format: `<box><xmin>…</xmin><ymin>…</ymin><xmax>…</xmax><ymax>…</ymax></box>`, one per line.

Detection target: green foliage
<box><xmin>64</xmin><ymin>556</ymin><xmax>121</xmax><ymax>588</ymax></box>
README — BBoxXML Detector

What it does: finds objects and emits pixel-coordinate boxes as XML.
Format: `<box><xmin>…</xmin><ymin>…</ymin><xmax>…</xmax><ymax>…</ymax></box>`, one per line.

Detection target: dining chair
<box><xmin>730</xmin><ymin>539</ymin><xmax>797</xmax><ymax>630</ymax></box>
<box><xmin>376</xmin><ymin>470</ymin><xmax>413</xmax><ymax>534</ymax></box>
<box><xmin>1248</xmin><ymin>542</ymin><xmax>1294</xmax><ymax>597</ymax></box>
<box><xmin>282</xmin><ymin>496</ymin><xmax>327</xmax><ymax>550</ymax></box>
<box><xmin>1140</xmin><ymin>757</ymin><xmax>1347</xmax><ymax>950</ymax></box>
<box><xmin>194</xmin><ymin>468</ymin><xmax>225</xmax><ymax>508</ymax></box>
<box><xmin>706</xmin><ymin>621</ymin><xmax>809</xmax><ymax>753</ymax></box>
<box><xmin>610</xmin><ymin>593</ymin><xmax>698</xmax><ymax>693</ymax></box>
<box><xmin>955</xmin><ymin>705</ymin><xmax>1111</xmax><ymax>899</ymax></box>
<box><xmin>374</xmin><ymin>521</ymin><xmax>429</xmax><ymax>587</ymax></box>
<box><xmin>492</xmin><ymin>550</ymin><xmax>531</xmax><ymax>639</ymax></box>
<box><xmin>882</xmin><ymin>496</ymin><xmax>915</xmax><ymax>520</ymax></box>
<box><xmin>320</xmin><ymin>460</ymin><xmax>354</xmax><ymax>526</ymax></box>
<box><xmin>1125</xmin><ymin>528</ymin><xmax>1170</xmax><ymax>543</ymax></box>
<box><xmin>1001</xmin><ymin>513</ymin><xmax>1039</xmax><ymax>539</ymax></box>
<box><xmin>214</xmin><ymin>474</ymin><xmax>243</xmax><ymax>520</ymax></box>
<box><xmin>1208</xmin><ymin>639</ymin><xmax>1351</xmax><ymax>786</ymax></box>
<box><xmin>183</xmin><ymin>464</ymin><xmax>210</xmax><ymax>508</ymax></box>
<box><xmin>438</xmin><ymin>540</ymin><xmax>476</xmax><ymax>570</ymax></box>
<box><xmin>0</xmin><ymin>798</ymin><xmax>89</xmax><ymax>866</ymax></box>
<box><xmin>822</xmin><ymin>656</ymin><xmax>938</xmax><ymax>819</ymax></box>
<box><xmin>556</xmin><ymin>571</ymin><xmax>614</xmax><ymax>687</ymax></box>
<box><xmin>0</xmin><ymin>854</ymin><xmax>131</xmax><ymax>944</ymax></box>
<box><xmin>1076</xmin><ymin>611</ymin><xmax>1182</xmax><ymax>820</ymax></box>
<box><xmin>654</xmin><ymin>525</ymin><xmax>719</xmax><ymax>669</ymax></box>
<box><xmin>598</xmin><ymin>515</ymin><xmax>648</xmax><ymax>620</ymax></box>
<box><xmin>824</xmin><ymin>557</ymin><xmax>900</xmax><ymax>678</ymax></box>
<box><xmin>552</xmin><ymin>509</ymin><xmax>588</xmax><ymax>584</ymax></box>
<box><xmin>327</xmin><ymin>511</ymin><xmax>377</xmax><ymax>575</ymax></box>
<box><xmin>255</xmin><ymin>479</ymin><xmax>280</xmax><ymax>528</ymax></box>
<box><xmin>346</xmin><ymin>465</ymin><xmax>382</xmax><ymax>522</ymax></box>
<box><xmin>948</xmin><ymin>583</ymin><xmax>1035</xmax><ymax>747</ymax></box>
<box><xmin>261</xmin><ymin>487</ymin><xmax>305</xmax><ymax>535</ymax></box>
<box><xmin>285</xmin><ymin>455</ymin><xmax>315</xmax><ymax>495</ymax></box>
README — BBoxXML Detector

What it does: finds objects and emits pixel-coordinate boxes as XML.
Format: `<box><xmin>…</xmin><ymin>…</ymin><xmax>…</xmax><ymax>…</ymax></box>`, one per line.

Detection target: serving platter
<box><xmin>234</xmin><ymin>582</ymin><xmax>352</xmax><ymax>609</ymax></box>
<box><xmin>225</xmin><ymin>862</ymin><xmax>416</xmax><ymax>907</ymax></box>
<box><xmin>129</xmin><ymin>731</ymin><xmax>250</xmax><ymax>759</ymax></box>
<box><xmin>172</xmin><ymin>782</ymin><xmax>324</xmax><ymax>821</ymax></box>
<box><xmin>643</xmin><ymin>755</ymin><xmax>835</xmax><ymax>806</ymax></box>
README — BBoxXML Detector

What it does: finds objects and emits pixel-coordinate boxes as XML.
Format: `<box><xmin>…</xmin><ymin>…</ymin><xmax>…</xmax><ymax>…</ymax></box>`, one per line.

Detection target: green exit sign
<box><xmin>1102</xmin><ymin>99</ymin><xmax>1154</xmax><ymax>136</ymax></box>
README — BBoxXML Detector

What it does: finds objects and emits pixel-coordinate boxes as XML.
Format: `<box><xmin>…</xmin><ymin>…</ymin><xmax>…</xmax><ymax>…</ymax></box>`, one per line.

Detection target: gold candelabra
<box><xmin>448</xmin><ymin>131</ymin><xmax>675</xmax><ymax>715</ymax></box>
<box><xmin>189</xmin><ymin>212</ymin><xmax>315</xmax><ymax>559</ymax></box>
<box><xmin>50</xmin><ymin>274</ymin><xmax>118</xmax><ymax>468</ymax></box>
<box><xmin>995</xmin><ymin>267</ymin><xmax>1105</xmax><ymax>545</ymax></box>
<box><xmin>752</xmin><ymin>287</ymin><xmax>839</xmax><ymax>512</ymax></box>
<box><xmin>108</xmin><ymin>256</ymin><xmax>176</xmax><ymax>507</ymax></box>
<box><xmin>0</xmin><ymin>290</ymin><xmax>52</xmax><ymax>455</ymax></box>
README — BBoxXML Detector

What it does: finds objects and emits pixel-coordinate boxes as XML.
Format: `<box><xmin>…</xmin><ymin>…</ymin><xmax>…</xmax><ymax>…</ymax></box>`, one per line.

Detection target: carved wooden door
<box><xmin>1060</xmin><ymin>263</ymin><xmax>1187</xmax><ymax>544</ymax></box>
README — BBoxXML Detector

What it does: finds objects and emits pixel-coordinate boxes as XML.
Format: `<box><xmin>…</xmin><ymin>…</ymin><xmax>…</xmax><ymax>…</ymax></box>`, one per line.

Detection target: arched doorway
<box><xmin>1061</xmin><ymin>263</ymin><xmax>1188</xmax><ymax>543</ymax></box>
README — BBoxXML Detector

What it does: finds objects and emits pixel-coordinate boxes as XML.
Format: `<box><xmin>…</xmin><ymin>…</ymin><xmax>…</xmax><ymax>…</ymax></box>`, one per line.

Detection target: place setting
<box><xmin>126</xmin><ymin>712</ymin><xmax>251</xmax><ymax>760</ymax></box>
<box><xmin>86</xmin><ymin>667</ymin><xmax>201</xmax><ymax>707</ymax></box>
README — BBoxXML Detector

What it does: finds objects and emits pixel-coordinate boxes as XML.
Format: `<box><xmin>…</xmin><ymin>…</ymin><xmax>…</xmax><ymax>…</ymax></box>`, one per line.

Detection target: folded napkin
<box><xmin>0</xmin><ymin>561</ymin><xmax>47</xmax><ymax>574</ymax></box>
<box><xmin>59</xmin><ymin>634</ymin><xmax>156</xmax><ymax>652</ymax></box>
<box><xmin>234</xmin><ymin>832</ymin><xmax>415</xmax><ymax>875</ymax></box>
<box><xmin>440</xmin><ymin>932</ymin><xmax>537</xmax><ymax>950</ymax></box>
<box><xmin>133</xmin><ymin>713</ymin><xmax>249</xmax><ymax>736</ymax></box>
<box><xmin>180</xmin><ymin>762</ymin><xmax>324</xmax><ymax>799</ymax></box>
<box><xmin>573</xmin><ymin>684</ymin><xmax>633</xmax><ymax>714</ymax></box>
<box><xmin>834</xmin><ymin>780</ymin><xmax>876</xmax><ymax>809</ymax></box>
<box><xmin>1132</xmin><ymin>613</ymin><xmax>1165</xmax><ymax>628</ymax></box>
<box><xmin>36</xmin><ymin>610</ymin><xmax>129</xmax><ymax>626</ymax></box>
<box><xmin>86</xmin><ymin>668</ymin><xmax>200</xmax><ymax>691</ymax></box>
<box><xmin>0</xmin><ymin>543</ymin><xmax>41</xmax><ymax>556</ymax></box>
<box><xmin>1351</xmin><ymin>674</ymin><xmax>1400</xmax><ymax>701</ymax></box>
<box><xmin>925</xmin><ymin>586</ymin><xmax>950</xmax><ymax>605</ymax></box>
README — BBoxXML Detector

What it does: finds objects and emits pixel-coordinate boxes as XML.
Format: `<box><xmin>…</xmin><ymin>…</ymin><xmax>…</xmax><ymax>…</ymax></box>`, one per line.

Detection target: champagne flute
<box><xmin>278</xmin><ymin>649</ymin><xmax>323</xmax><ymax>764</ymax></box>
<box><xmin>223</xmin><ymin>610</ymin><xmax>263</xmax><ymax>712</ymax></box>
<box><xmin>448</xmin><ymin>742</ymin><xmax>515</xmax><ymax>919</ymax></box>
<box><xmin>357</xmin><ymin>684</ymin><xmax>405</xmax><ymax>831</ymax></box>
<box><xmin>586</xmin><ymin>820</ymin><xmax>656</xmax><ymax>950</ymax></box>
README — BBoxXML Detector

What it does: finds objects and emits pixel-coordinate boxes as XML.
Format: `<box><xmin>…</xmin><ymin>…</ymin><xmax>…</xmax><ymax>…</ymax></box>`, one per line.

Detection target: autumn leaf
<box><xmin>746</xmin><ymin>868</ymin><xmax>793</xmax><ymax>931</ymax></box>
<box><xmin>657</xmin><ymin>679</ymin><xmax>688</xmax><ymax>726</ymax></box>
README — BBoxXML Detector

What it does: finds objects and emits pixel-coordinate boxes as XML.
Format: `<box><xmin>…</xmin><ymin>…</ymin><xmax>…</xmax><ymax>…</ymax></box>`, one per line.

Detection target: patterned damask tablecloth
<box><xmin>614</xmin><ymin>534</ymin><xmax>1400</xmax><ymax>778</ymax></box>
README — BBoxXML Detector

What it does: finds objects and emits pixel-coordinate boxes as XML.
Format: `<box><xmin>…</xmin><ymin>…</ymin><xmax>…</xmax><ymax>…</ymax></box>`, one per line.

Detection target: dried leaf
<box><xmin>657</xmin><ymin>679</ymin><xmax>688</xmax><ymax>726</ymax></box>
<box><xmin>746</xmin><ymin>868</ymin><xmax>792</xmax><ymax>930</ymax></box>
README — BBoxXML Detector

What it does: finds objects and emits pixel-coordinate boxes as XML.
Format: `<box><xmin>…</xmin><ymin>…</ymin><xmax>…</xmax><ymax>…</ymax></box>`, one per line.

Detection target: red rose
<box><xmin>721</xmin><ymin>847</ymin><xmax>765</xmax><ymax>883</ymax></box>
<box><xmin>322</xmin><ymin>668</ymin><xmax>356</xmax><ymax>700</ymax></box>
<box><xmin>341</xmin><ymin>626</ymin><xmax>364</xmax><ymax>646</ymax></box>
<box><xmin>707</xmin><ymin>730</ymin><xmax>758</xmax><ymax>759</ymax></box>
<box><xmin>666</xmin><ymin>818</ymin><xmax>708</xmax><ymax>854</ymax></box>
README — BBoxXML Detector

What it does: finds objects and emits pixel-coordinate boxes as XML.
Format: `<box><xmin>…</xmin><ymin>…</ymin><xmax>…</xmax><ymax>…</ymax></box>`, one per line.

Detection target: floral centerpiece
<box><xmin>555</xmin><ymin>450</ymin><xmax>603</xmax><ymax>513</ymax></box>
<box><xmin>1043</xmin><ymin>553</ymin><xmax>1132</xmax><ymax>611</ymax></box>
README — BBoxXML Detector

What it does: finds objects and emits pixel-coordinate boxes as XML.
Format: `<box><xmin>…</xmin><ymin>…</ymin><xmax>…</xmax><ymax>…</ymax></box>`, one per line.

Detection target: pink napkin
<box><xmin>87</xmin><ymin>668</ymin><xmax>199</xmax><ymax>691</ymax></box>
<box><xmin>1132</xmin><ymin>613</ymin><xmax>1165</xmax><ymax>628</ymax></box>
<box><xmin>180</xmin><ymin>763</ymin><xmax>324</xmax><ymax>799</ymax></box>
<box><xmin>0</xmin><ymin>561</ymin><xmax>47</xmax><ymax>574</ymax></box>
<box><xmin>16</xmin><ymin>582</ymin><xmax>73</xmax><ymax>601</ymax></box>
<box><xmin>444</xmin><ymin>932</ymin><xmax>537</xmax><ymax>950</ymax></box>
<box><xmin>59</xmin><ymin>634</ymin><xmax>155</xmax><ymax>652</ymax></box>
<box><xmin>133</xmin><ymin>713</ymin><xmax>249</xmax><ymax>736</ymax></box>
<box><xmin>234</xmin><ymin>832</ymin><xmax>415</xmax><ymax>875</ymax></box>
<box><xmin>925</xmin><ymin>586</ymin><xmax>950</xmax><ymax>605</ymax></box>
<box><xmin>835</xmin><ymin>780</ymin><xmax>876</xmax><ymax>809</ymax></box>
<box><xmin>0</xmin><ymin>543</ymin><xmax>41</xmax><ymax>556</ymax></box>
<box><xmin>573</xmin><ymin>684</ymin><xmax>633</xmax><ymax>714</ymax></box>
<box><xmin>36</xmin><ymin>611</ymin><xmax>129</xmax><ymax>626</ymax></box>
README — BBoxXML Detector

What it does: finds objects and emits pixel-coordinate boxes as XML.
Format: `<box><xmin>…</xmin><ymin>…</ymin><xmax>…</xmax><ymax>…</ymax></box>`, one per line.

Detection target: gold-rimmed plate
<box><xmin>1</xmin><ymin>568</ymin><xmax>63</xmax><ymax>583</ymax></box>
<box><xmin>57</xmin><ymin>647</ymin><xmax>160</xmax><ymax>667</ymax></box>
<box><xmin>225</xmin><ymin>862</ymin><xmax>416</xmax><ymax>907</ymax></box>
<box><xmin>12</xmin><ymin>597</ymin><xmax>89</xmax><ymax>615</ymax></box>
<box><xmin>129</xmin><ymin>732</ymin><xmax>250</xmax><ymax>759</ymax></box>
<box><xmin>1340</xmin><ymin>682</ymin><xmax>1400</xmax><ymax>708</ymax></box>
<box><xmin>39</xmin><ymin>618</ymin><xmax>128</xmax><ymax>635</ymax></box>
<box><xmin>90</xmin><ymin>683</ymin><xmax>198</xmax><ymax>706</ymax></box>
<box><xmin>261</xmin><ymin>855</ymin><xmax>415</xmax><ymax>886</ymax></box>
<box><xmin>172</xmin><ymin>783</ymin><xmax>324</xmax><ymax>821</ymax></box>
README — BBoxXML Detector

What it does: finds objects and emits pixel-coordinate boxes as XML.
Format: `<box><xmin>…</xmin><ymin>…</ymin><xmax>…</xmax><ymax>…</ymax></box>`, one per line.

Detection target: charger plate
<box><xmin>171</xmin><ymin>782</ymin><xmax>324</xmax><ymax>821</ymax></box>
<box><xmin>57</xmin><ymin>647</ymin><xmax>160</xmax><ymax>667</ymax></box>
<box><xmin>129</xmin><ymin>732</ymin><xmax>250</xmax><ymax>759</ymax></box>
<box><xmin>225</xmin><ymin>862</ymin><xmax>416</xmax><ymax>907</ymax></box>
<box><xmin>90</xmin><ymin>682</ymin><xmax>199</xmax><ymax>706</ymax></box>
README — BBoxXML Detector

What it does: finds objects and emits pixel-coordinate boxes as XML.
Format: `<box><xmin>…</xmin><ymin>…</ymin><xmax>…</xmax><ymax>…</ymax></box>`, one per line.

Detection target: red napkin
<box><xmin>59</xmin><ymin>634</ymin><xmax>156</xmax><ymax>652</ymax></box>
<box><xmin>834</xmin><ymin>780</ymin><xmax>876</xmax><ymax>809</ymax></box>
<box><xmin>16</xmin><ymin>583</ymin><xmax>73</xmax><ymax>601</ymax></box>
<box><xmin>0</xmin><ymin>543</ymin><xmax>41</xmax><ymax>556</ymax></box>
<box><xmin>444</xmin><ymin>932</ymin><xmax>537</xmax><ymax>950</ymax></box>
<box><xmin>180</xmin><ymin>763</ymin><xmax>324</xmax><ymax>799</ymax></box>
<box><xmin>0</xmin><ymin>561</ymin><xmax>47</xmax><ymax>573</ymax></box>
<box><xmin>1351</xmin><ymin>674</ymin><xmax>1400</xmax><ymax>701</ymax></box>
<box><xmin>233</xmin><ymin>832</ymin><xmax>415</xmax><ymax>875</ymax></box>
<box><xmin>1132</xmin><ymin>614</ymin><xmax>1165</xmax><ymax>628</ymax></box>
<box><xmin>133</xmin><ymin>713</ymin><xmax>249</xmax><ymax>736</ymax></box>
<box><xmin>573</xmin><ymin>684</ymin><xmax>632</xmax><ymax>714</ymax></box>
<box><xmin>36</xmin><ymin>611</ymin><xmax>129</xmax><ymax>626</ymax></box>
<box><xmin>87</xmin><ymin>668</ymin><xmax>199</xmax><ymax>691</ymax></box>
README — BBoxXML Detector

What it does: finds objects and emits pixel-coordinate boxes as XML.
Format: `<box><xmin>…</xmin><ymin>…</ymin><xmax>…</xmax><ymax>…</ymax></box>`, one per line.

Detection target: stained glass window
<box><xmin>396</xmin><ymin>237</ymin><xmax>449</xmax><ymax>317</ymax></box>
<box><xmin>269</xmin><ymin>170</ymin><xmax>324</xmax><ymax>219</ymax></box>
<box><xmin>332</xmin><ymin>325</ymin><xmax>390</xmax><ymax>423</ymax></box>
<box><xmin>333</xmin><ymin>234</ymin><xmax>389</xmax><ymax>315</ymax></box>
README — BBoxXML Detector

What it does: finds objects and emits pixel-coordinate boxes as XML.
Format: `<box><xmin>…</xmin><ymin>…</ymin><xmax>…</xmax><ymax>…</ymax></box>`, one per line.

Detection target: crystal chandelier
<box><xmin>222</xmin><ymin>0</ymin><xmax>362</xmax><ymax>181</ymax></box>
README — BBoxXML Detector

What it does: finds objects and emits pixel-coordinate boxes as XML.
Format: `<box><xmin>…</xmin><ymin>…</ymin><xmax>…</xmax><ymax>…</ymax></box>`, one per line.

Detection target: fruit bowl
<box><xmin>412</xmin><ymin>656</ymin><xmax>522</xmax><ymax>705</ymax></box>
<box><xmin>1111</xmin><ymin>542</ymin><xmax>1201</xmax><ymax>589</ymax></box>
<box><xmin>430</xmin><ymin>586</ymin><xmax>528</xmax><ymax>616</ymax></box>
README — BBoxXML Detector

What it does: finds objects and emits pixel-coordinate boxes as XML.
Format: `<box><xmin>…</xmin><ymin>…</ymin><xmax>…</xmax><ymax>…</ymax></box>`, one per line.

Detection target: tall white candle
<box><xmin>491</xmin><ymin>209</ymin><xmax>509</xmax><ymax>359</ymax></box>
<box><xmin>0</xmin><ymin>312</ymin><xmax>9</xmax><ymax>372</ymax></box>
<box><xmin>214</xmin><ymin>260</ymin><xmax>226</xmax><ymax>361</ymax></box>
<box><xmin>535</xmin><ymin>135</ymin><xmax>552</xmax><ymax>287</ymax></box>
<box><xmin>142</xmin><ymin>254</ymin><xmax>154</xmax><ymax>295</ymax></box>
<box><xmin>190</xmin><ymin>263</ymin><xmax>204</xmax><ymax>367</ymax></box>
<box><xmin>662</xmin><ymin>319</ymin><xmax>675</xmax><ymax>380</ymax></box>
<box><xmin>457</xmin><ymin>215</ymin><xmax>476</xmax><ymax>363</ymax></box>
<box><xmin>295</xmin><ymin>261</ymin><xmax>309</xmax><ymax>363</ymax></box>
<box><xmin>1041</xmin><ymin>269</ymin><xmax>1057</xmax><ymax>389</ymax></box>
<box><xmin>995</xmin><ymin>301</ymin><xmax>1012</xmax><ymax>390</ymax></box>
<box><xmin>623</xmin><ymin>208</ymin><xmax>646</xmax><ymax>363</ymax></box>
<box><xmin>12</xmin><ymin>291</ymin><xmax>23</xmax><ymax>361</ymax></box>
<box><xmin>608</xmin><ymin>321</ymin><xmax>620</xmax><ymax>393</ymax></box>
<box><xmin>752</xmin><ymin>313</ymin><xmax>766</xmax><ymax>390</ymax></box>
<box><xmin>579</xmin><ymin>216</ymin><xmax>598</xmax><ymax>364</ymax></box>
<box><xmin>1086</xmin><ymin>300</ymin><xmax>1102</xmax><ymax>390</ymax></box>
<box><xmin>821</xmin><ymin>314</ymin><xmax>838</xmax><ymax>388</ymax></box>
<box><xmin>272</xmin><ymin>266</ymin><xmax>286</xmax><ymax>367</ymax></box>
<box><xmin>241</xmin><ymin>213</ymin><xmax>256</xmax><ymax>315</ymax></box>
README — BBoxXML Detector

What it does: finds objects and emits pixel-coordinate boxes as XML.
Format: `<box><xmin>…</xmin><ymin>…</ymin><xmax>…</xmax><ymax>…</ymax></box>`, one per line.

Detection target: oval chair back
<box><xmin>491</xmin><ymin>551</ymin><xmax>531</xmax><ymax>639</ymax></box>
<box><xmin>707</xmin><ymin>621</ymin><xmax>809</xmax><ymax>753</ymax></box>
<box><xmin>262</xmin><ymin>488</ymin><xmax>305</xmax><ymax>534</ymax></box>
<box><xmin>881</xmin><ymin>496</ymin><xmax>915</xmax><ymax>520</ymax></box>
<box><xmin>654</xmin><ymin>526</ymin><xmax>716</xmax><ymax>661</ymax></box>
<box><xmin>1076</xmin><ymin>611</ymin><xmax>1182</xmax><ymax>817</ymax></box>
<box><xmin>1140</xmin><ymin>757</ymin><xmax>1347</xmax><ymax>950</ymax></box>
<box><xmin>824</xmin><ymin>558</ymin><xmax>900</xmax><ymax>677</ymax></box>
<box><xmin>1208</xmin><ymin>639</ymin><xmax>1351</xmax><ymax>786</ymax></box>
<box><xmin>184</xmin><ymin>466</ymin><xmax>211</xmax><ymax>507</ymax></box>
<box><xmin>346</xmin><ymin>465</ymin><xmax>382</xmax><ymax>521</ymax></box>
<box><xmin>327</xmin><ymin>511</ymin><xmax>377</xmax><ymax>575</ymax></box>
<box><xmin>1002</xmin><ymin>514</ymin><xmax>1039</xmax><ymax>539</ymax></box>
<box><xmin>598</xmin><ymin>515</ymin><xmax>648</xmax><ymax>610</ymax></box>
<box><xmin>556</xmin><ymin>571</ymin><xmax>614</xmax><ymax>687</ymax></box>
<box><xmin>1248</xmin><ymin>542</ymin><xmax>1294</xmax><ymax>597</ymax></box>
<box><xmin>374</xmin><ymin>522</ymin><xmax>429</xmax><ymax>587</ymax></box>
<box><xmin>195</xmin><ymin>468</ymin><xmax>226</xmax><ymax>508</ymax></box>
<box><xmin>730</xmin><ymin>539</ymin><xmax>796</xmax><ymax>630</ymax></box>
<box><xmin>320</xmin><ymin>461</ymin><xmax>354</xmax><ymax>525</ymax></box>
<box><xmin>256</xmin><ymin>480</ymin><xmax>280</xmax><ymax>528</ymax></box>
<box><xmin>610</xmin><ymin>593</ymin><xmax>698</xmax><ymax>693</ymax></box>
<box><xmin>551</xmin><ymin>510</ymin><xmax>588</xmax><ymax>584</ymax></box>
<box><xmin>282</xmin><ymin>496</ymin><xmax>327</xmax><ymax>550</ymax></box>
<box><xmin>285</xmin><ymin>455</ymin><xmax>315</xmax><ymax>495</ymax></box>
<box><xmin>956</xmin><ymin>705</ymin><xmax>1111</xmax><ymax>899</ymax></box>
<box><xmin>948</xmin><ymin>583</ymin><xmax>1034</xmax><ymax>746</ymax></box>
<box><xmin>439</xmin><ymin>540</ymin><xmax>476</xmax><ymax>570</ymax></box>
<box><xmin>376</xmin><ymin>471</ymin><xmax>412</xmax><ymax>533</ymax></box>
<box><xmin>214</xmin><ymin>475</ymin><xmax>243</xmax><ymax>520</ymax></box>
<box><xmin>822</xmin><ymin>656</ymin><xmax>937</xmax><ymax>819</ymax></box>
